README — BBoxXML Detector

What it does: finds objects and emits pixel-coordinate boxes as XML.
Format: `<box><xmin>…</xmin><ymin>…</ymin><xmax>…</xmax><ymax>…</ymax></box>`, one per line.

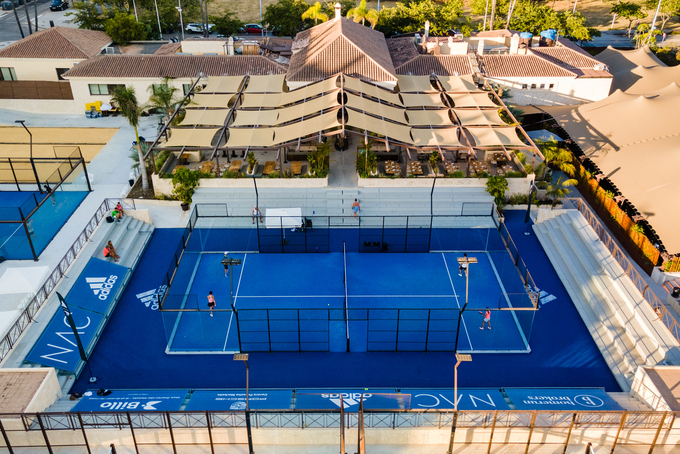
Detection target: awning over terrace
<box><xmin>345</xmin><ymin>93</ymin><xmax>406</xmax><ymax>124</ymax></box>
<box><xmin>400</xmin><ymin>93</ymin><xmax>445</xmax><ymax>107</ymax></box>
<box><xmin>411</xmin><ymin>128</ymin><xmax>463</xmax><ymax>147</ymax></box>
<box><xmin>439</xmin><ymin>75</ymin><xmax>479</xmax><ymax>92</ymax></box>
<box><xmin>273</xmin><ymin>111</ymin><xmax>340</xmax><ymax>145</ymax></box>
<box><xmin>396</xmin><ymin>75</ymin><xmax>437</xmax><ymax>93</ymax></box>
<box><xmin>244</xmin><ymin>74</ymin><xmax>287</xmax><ymax>93</ymax></box>
<box><xmin>466</xmin><ymin>127</ymin><xmax>527</xmax><ymax>147</ymax></box>
<box><xmin>191</xmin><ymin>94</ymin><xmax>236</xmax><ymax>108</ymax></box>
<box><xmin>182</xmin><ymin>109</ymin><xmax>231</xmax><ymax>126</ymax></box>
<box><xmin>231</xmin><ymin>109</ymin><xmax>280</xmax><ymax>127</ymax></box>
<box><xmin>449</xmin><ymin>93</ymin><xmax>498</xmax><ymax>108</ymax></box>
<box><xmin>226</xmin><ymin>128</ymin><xmax>275</xmax><ymax>147</ymax></box>
<box><xmin>343</xmin><ymin>77</ymin><xmax>402</xmax><ymax>105</ymax></box>
<box><xmin>161</xmin><ymin>128</ymin><xmax>221</xmax><ymax>148</ymax></box>
<box><xmin>406</xmin><ymin>109</ymin><xmax>453</xmax><ymax>126</ymax></box>
<box><xmin>345</xmin><ymin>110</ymin><xmax>413</xmax><ymax>144</ymax></box>
<box><xmin>203</xmin><ymin>76</ymin><xmax>245</xmax><ymax>93</ymax></box>
<box><xmin>454</xmin><ymin>109</ymin><xmax>505</xmax><ymax>126</ymax></box>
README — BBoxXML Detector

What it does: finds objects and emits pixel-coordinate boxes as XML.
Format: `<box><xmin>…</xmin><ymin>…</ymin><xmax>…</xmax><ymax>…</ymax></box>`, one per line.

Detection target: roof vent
<box><xmin>594</xmin><ymin>63</ymin><xmax>606</xmax><ymax>71</ymax></box>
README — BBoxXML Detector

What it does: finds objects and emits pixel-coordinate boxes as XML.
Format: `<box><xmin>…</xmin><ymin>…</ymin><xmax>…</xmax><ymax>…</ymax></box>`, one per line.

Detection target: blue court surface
<box><xmin>163</xmin><ymin>250</ymin><xmax>528</xmax><ymax>354</ymax></box>
<box><xmin>70</xmin><ymin>213</ymin><xmax>621</xmax><ymax>393</ymax></box>
<box><xmin>0</xmin><ymin>191</ymin><xmax>88</xmax><ymax>259</ymax></box>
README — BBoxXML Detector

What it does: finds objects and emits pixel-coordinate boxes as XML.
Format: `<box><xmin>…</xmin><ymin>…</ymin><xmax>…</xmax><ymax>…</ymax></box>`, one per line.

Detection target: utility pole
<box><xmin>23</xmin><ymin>0</ymin><xmax>33</xmax><ymax>35</ymax></box>
<box><xmin>12</xmin><ymin>3</ymin><xmax>25</xmax><ymax>38</ymax></box>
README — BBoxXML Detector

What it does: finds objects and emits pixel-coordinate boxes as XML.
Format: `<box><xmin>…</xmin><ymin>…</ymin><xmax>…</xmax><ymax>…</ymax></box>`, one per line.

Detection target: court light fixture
<box><xmin>234</xmin><ymin>353</ymin><xmax>254</xmax><ymax>454</ymax></box>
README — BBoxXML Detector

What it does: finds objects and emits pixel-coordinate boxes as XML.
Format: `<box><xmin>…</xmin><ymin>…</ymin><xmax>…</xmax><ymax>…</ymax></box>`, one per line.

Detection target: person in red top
<box><xmin>207</xmin><ymin>291</ymin><xmax>216</xmax><ymax>317</ymax></box>
<box><xmin>479</xmin><ymin>308</ymin><xmax>491</xmax><ymax>330</ymax></box>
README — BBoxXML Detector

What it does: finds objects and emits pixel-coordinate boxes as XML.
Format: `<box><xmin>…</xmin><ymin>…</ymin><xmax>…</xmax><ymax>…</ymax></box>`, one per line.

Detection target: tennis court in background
<box><xmin>161</xmin><ymin>249</ymin><xmax>533</xmax><ymax>354</ymax></box>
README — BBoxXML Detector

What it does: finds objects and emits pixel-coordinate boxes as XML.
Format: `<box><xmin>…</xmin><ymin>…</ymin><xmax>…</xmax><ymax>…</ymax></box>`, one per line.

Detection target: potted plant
<box><xmin>246</xmin><ymin>151</ymin><xmax>258</xmax><ymax>175</ymax></box>
<box><xmin>429</xmin><ymin>150</ymin><xmax>441</xmax><ymax>175</ymax></box>
<box><xmin>172</xmin><ymin>167</ymin><xmax>200</xmax><ymax>211</ymax></box>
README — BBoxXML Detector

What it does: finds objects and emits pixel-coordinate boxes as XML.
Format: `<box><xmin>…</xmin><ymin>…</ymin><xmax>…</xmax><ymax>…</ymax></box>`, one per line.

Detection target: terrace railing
<box><xmin>0</xmin><ymin>409</ymin><xmax>676</xmax><ymax>453</ymax></box>
<box><xmin>0</xmin><ymin>198</ymin><xmax>136</xmax><ymax>365</ymax></box>
<box><xmin>562</xmin><ymin>198</ymin><xmax>680</xmax><ymax>343</ymax></box>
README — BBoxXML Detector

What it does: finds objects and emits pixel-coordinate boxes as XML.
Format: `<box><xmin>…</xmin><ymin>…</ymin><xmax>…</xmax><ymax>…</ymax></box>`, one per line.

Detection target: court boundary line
<box><xmin>486</xmin><ymin>251</ymin><xmax>530</xmax><ymax>352</ymax></box>
<box><xmin>441</xmin><ymin>253</ymin><xmax>472</xmax><ymax>350</ymax></box>
<box><xmin>224</xmin><ymin>252</ymin><xmax>248</xmax><ymax>352</ymax></box>
<box><xmin>235</xmin><ymin>294</ymin><xmax>460</xmax><ymax>298</ymax></box>
<box><xmin>166</xmin><ymin>254</ymin><xmax>203</xmax><ymax>351</ymax></box>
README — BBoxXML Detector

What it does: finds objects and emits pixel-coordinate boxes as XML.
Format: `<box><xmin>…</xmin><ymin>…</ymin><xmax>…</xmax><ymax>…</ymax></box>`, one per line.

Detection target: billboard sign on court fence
<box><xmin>185</xmin><ymin>390</ymin><xmax>293</xmax><ymax>410</ymax></box>
<box><xmin>402</xmin><ymin>389</ymin><xmax>510</xmax><ymax>410</ymax></box>
<box><xmin>72</xmin><ymin>390</ymin><xmax>189</xmax><ymax>412</ymax></box>
<box><xmin>295</xmin><ymin>389</ymin><xmax>409</xmax><ymax>411</ymax></box>
<box><xmin>67</xmin><ymin>258</ymin><xmax>128</xmax><ymax>314</ymax></box>
<box><xmin>504</xmin><ymin>388</ymin><xmax>622</xmax><ymax>411</ymax></box>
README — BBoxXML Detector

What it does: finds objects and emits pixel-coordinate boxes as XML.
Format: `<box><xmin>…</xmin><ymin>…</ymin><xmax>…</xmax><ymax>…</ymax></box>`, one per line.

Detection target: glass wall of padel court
<box><xmin>158</xmin><ymin>204</ymin><xmax>538</xmax><ymax>354</ymax></box>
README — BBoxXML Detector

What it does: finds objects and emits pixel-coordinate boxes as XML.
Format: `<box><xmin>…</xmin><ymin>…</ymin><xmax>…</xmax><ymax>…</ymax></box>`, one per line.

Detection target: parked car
<box><xmin>185</xmin><ymin>23</ymin><xmax>215</xmax><ymax>34</ymax></box>
<box><xmin>49</xmin><ymin>0</ymin><xmax>68</xmax><ymax>11</ymax></box>
<box><xmin>240</xmin><ymin>23</ymin><xmax>264</xmax><ymax>34</ymax></box>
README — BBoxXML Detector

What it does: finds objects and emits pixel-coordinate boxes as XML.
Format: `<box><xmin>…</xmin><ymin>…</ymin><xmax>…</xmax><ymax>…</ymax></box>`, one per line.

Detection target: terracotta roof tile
<box><xmin>396</xmin><ymin>55</ymin><xmax>472</xmax><ymax>76</ymax></box>
<box><xmin>154</xmin><ymin>42</ymin><xmax>181</xmax><ymax>55</ymax></box>
<box><xmin>480</xmin><ymin>54</ymin><xmax>576</xmax><ymax>78</ymax></box>
<box><xmin>387</xmin><ymin>37</ymin><xmax>420</xmax><ymax>68</ymax></box>
<box><xmin>0</xmin><ymin>27</ymin><xmax>111</xmax><ymax>59</ymax></box>
<box><xmin>63</xmin><ymin>55</ymin><xmax>287</xmax><ymax>78</ymax></box>
<box><xmin>530</xmin><ymin>44</ymin><xmax>612</xmax><ymax>78</ymax></box>
<box><xmin>288</xmin><ymin>18</ymin><xmax>396</xmax><ymax>82</ymax></box>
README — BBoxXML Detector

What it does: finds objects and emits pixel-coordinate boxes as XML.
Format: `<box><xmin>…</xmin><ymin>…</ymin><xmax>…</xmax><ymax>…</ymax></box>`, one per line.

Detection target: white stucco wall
<box><xmin>485</xmin><ymin>75</ymin><xmax>612</xmax><ymax>105</ymax></box>
<box><xmin>0</xmin><ymin>58</ymin><xmax>83</xmax><ymax>81</ymax></box>
<box><xmin>66</xmin><ymin>77</ymin><xmax>194</xmax><ymax>112</ymax></box>
<box><xmin>0</xmin><ymin>99</ymin><xmax>80</xmax><ymax>114</ymax></box>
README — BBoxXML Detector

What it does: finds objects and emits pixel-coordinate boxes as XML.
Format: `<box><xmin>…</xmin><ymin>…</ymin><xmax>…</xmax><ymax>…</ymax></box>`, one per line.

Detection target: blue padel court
<box><xmin>69</xmin><ymin>212</ymin><xmax>621</xmax><ymax>393</ymax></box>
<box><xmin>0</xmin><ymin>191</ymin><xmax>88</xmax><ymax>259</ymax></box>
<box><xmin>163</xmin><ymin>251</ymin><xmax>530</xmax><ymax>354</ymax></box>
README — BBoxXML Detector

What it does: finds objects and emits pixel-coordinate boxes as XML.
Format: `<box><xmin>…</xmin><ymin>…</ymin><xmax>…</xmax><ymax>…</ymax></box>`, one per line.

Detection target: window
<box><xmin>89</xmin><ymin>84</ymin><xmax>125</xmax><ymax>95</ymax></box>
<box><xmin>530</xmin><ymin>83</ymin><xmax>537</xmax><ymax>89</ymax></box>
<box><xmin>183</xmin><ymin>84</ymin><xmax>192</xmax><ymax>95</ymax></box>
<box><xmin>0</xmin><ymin>67</ymin><xmax>17</xmax><ymax>81</ymax></box>
<box><xmin>56</xmin><ymin>68</ymin><xmax>69</xmax><ymax>80</ymax></box>
<box><xmin>521</xmin><ymin>84</ymin><xmax>528</xmax><ymax>89</ymax></box>
<box><xmin>549</xmin><ymin>83</ymin><xmax>554</xmax><ymax>89</ymax></box>
<box><xmin>539</xmin><ymin>83</ymin><xmax>545</xmax><ymax>89</ymax></box>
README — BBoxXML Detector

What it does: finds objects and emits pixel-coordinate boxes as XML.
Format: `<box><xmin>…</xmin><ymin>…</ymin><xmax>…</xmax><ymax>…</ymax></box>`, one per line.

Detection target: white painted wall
<box><xmin>0</xmin><ymin>99</ymin><xmax>79</xmax><ymax>114</ymax></box>
<box><xmin>485</xmin><ymin>75</ymin><xmax>612</xmax><ymax>105</ymax></box>
<box><xmin>0</xmin><ymin>57</ymin><xmax>83</xmax><ymax>81</ymax></box>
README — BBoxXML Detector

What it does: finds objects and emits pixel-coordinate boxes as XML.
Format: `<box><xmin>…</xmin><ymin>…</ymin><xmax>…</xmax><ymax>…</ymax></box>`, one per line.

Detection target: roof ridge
<box><xmin>525</xmin><ymin>52</ymin><xmax>578</xmax><ymax>76</ymax></box>
<box><xmin>339</xmin><ymin>33</ymin><xmax>396</xmax><ymax>81</ymax></box>
<box><xmin>54</xmin><ymin>27</ymin><xmax>97</xmax><ymax>58</ymax></box>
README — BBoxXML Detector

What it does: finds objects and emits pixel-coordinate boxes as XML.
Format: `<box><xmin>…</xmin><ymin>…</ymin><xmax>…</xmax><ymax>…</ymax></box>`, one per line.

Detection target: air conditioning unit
<box><xmin>593</xmin><ymin>63</ymin><xmax>606</xmax><ymax>71</ymax></box>
<box><xmin>104</xmin><ymin>47</ymin><xmax>115</xmax><ymax>54</ymax></box>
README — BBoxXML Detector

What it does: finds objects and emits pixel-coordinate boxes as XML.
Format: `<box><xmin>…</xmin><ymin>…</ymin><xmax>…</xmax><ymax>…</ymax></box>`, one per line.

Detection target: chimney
<box><xmin>335</xmin><ymin>2</ymin><xmax>341</xmax><ymax>20</ymax></box>
<box><xmin>424</xmin><ymin>20</ymin><xmax>430</xmax><ymax>41</ymax></box>
<box><xmin>510</xmin><ymin>33</ymin><xmax>519</xmax><ymax>54</ymax></box>
<box><xmin>227</xmin><ymin>36</ymin><xmax>234</xmax><ymax>56</ymax></box>
<box><xmin>477</xmin><ymin>39</ymin><xmax>484</xmax><ymax>56</ymax></box>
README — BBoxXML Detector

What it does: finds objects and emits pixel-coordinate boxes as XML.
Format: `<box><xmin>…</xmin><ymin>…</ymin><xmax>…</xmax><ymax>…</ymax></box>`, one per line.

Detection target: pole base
<box><xmin>524</xmin><ymin>232</ymin><xmax>531</xmax><ymax>236</ymax></box>
<box><xmin>89</xmin><ymin>376</ymin><xmax>98</xmax><ymax>383</ymax></box>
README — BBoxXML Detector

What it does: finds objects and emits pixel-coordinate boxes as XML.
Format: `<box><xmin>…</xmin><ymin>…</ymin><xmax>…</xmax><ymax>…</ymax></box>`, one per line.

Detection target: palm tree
<box><xmin>539</xmin><ymin>139</ymin><xmax>576</xmax><ymax>177</ymax></box>
<box><xmin>111</xmin><ymin>86</ymin><xmax>149</xmax><ymax>190</ymax></box>
<box><xmin>347</xmin><ymin>0</ymin><xmax>379</xmax><ymax>29</ymax></box>
<box><xmin>302</xmin><ymin>2</ymin><xmax>329</xmax><ymax>25</ymax></box>
<box><xmin>546</xmin><ymin>176</ymin><xmax>578</xmax><ymax>208</ymax></box>
<box><xmin>147</xmin><ymin>77</ymin><xmax>183</xmax><ymax>121</ymax></box>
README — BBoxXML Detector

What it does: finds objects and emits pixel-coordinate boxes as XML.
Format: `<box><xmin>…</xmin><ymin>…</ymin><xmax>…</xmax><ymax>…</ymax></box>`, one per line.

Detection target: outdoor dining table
<box><xmin>199</xmin><ymin>161</ymin><xmax>214</xmax><ymax>173</ymax></box>
<box><xmin>444</xmin><ymin>161</ymin><xmax>460</xmax><ymax>174</ymax></box>
<box><xmin>228</xmin><ymin>160</ymin><xmax>242</xmax><ymax>173</ymax></box>
<box><xmin>263</xmin><ymin>161</ymin><xmax>276</xmax><ymax>175</ymax></box>
<box><xmin>384</xmin><ymin>160</ymin><xmax>401</xmax><ymax>175</ymax></box>
<box><xmin>291</xmin><ymin>161</ymin><xmax>302</xmax><ymax>175</ymax></box>
<box><xmin>408</xmin><ymin>161</ymin><xmax>423</xmax><ymax>175</ymax></box>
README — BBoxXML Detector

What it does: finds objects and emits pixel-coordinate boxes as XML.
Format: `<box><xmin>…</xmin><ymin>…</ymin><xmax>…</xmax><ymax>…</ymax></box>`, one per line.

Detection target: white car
<box><xmin>185</xmin><ymin>23</ymin><xmax>215</xmax><ymax>34</ymax></box>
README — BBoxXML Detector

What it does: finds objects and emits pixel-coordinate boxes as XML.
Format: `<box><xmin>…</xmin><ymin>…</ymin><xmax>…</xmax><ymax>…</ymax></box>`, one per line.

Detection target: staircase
<box><xmin>533</xmin><ymin>211</ymin><xmax>680</xmax><ymax>391</ymax></box>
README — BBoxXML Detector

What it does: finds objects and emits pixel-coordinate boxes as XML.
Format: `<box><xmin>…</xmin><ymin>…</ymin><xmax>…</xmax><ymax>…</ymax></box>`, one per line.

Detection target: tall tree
<box><xmin>610</xmin><ymin>2</ymin><xmax>646</xmax><ymax>36</ymax></box>
<box><xmin>263</xmin><ymin>0</ymin><xmax>310</xmax><ymax>37</ymax></box>
<box><xmin>644</xmin><ymin>0</ymin><xmax>680</xmax><ymax>31</ymax></box>
<box><xmin>347</xmin><ymin>0</ymin><xmax>379</xmax><ymax>28</ymax></box>
<box><xmin>546</xmin><ymin>176</ymin><xmax>577</xmax><ymax>208</ymax></box>
<box><xmin>210</xmin><ymin>9</ymin><xmax>244</xmax><ymax>36</ymax></box>
<box><xmin>105</xmin><ymin>12</ymin><xmax>147</xmax><ymax>45</ymax></box>
<box><xmin>110</xmin><ymin>86</ymin><xmax>149</xmax><ymax>190</ymax></box>
<box><xmin>147</xmin><ymin>77</ymin><xmax>183</xmax><ymax>121</ymax></box>
<box><xmin>303</xmin><ymin>2</ymin><xmax>329</xmax><ymax>25</ymax></box>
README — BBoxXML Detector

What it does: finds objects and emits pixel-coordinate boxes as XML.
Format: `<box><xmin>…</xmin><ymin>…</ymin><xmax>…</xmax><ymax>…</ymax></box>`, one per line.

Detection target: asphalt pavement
<box><xmin>0</xmin><ymin>0</ymin><xmax>66</xmax><ymax>48</ymax></box>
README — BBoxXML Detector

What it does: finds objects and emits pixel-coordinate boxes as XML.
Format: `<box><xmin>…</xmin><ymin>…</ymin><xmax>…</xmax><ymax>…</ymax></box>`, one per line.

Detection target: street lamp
<box><xmin>234</xmin><ymin>353</ymin><xmax>254</xmax><ymax>454</ymax></box>
<box><xmin>447</xmin><ymin>353</ymin><xmax>471</xmax><ymax>454</ymax></box>
<box><xmin>453</xmin><ymin>353</ymin><xmax>471</xmax><ymax>411</ymax></box>
<box><xmin>176</xmin><ymin>0</ymin><xmax>185</xmax><ymax>41</ymax></box>
<box><xmin>15</xmin><ymin>120</ymin><xmax>42</xmax><ymax>193</ymax></box>
<box><xmin>453</xmin><ymin>254</ymin><xmax>477</xmax><ymax>353</ymax></box>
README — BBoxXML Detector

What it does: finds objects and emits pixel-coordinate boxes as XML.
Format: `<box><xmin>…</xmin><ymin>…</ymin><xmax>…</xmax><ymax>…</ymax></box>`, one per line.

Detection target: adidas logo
<box><xmin>86</xmin><ymin>275</ymin><xmax>119</xmax><ymax>301</ymax></box>
<box><xmin>323</xmin><ymin>393</ymin><xmax>372</xmax><ymax>408</ymax></box>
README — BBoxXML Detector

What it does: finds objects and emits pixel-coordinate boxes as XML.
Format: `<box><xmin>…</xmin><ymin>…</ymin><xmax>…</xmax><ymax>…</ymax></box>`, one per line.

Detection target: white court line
<box><xmin>441</xmin><ymin>253</ymin><xmax>473</xmax><ymax>350</ymax></box>
<box><xmin>224</xmin><ymin>252</ymin><xmax>248</xmax><ymax>351</ymax></box>
<box><xmin>235</xmin><ymin>294</ymin><xmax>458</xmax><ymax>298</ymax></box>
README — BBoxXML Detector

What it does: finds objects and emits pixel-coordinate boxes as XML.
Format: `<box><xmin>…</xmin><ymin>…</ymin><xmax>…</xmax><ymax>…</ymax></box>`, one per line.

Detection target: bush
<box><xmin>535</xmin><ymin>180</ymin><xmax>549</xmax><ymax>189</ymax></box>
<box><xmin>448</xmin><ymin>171</ymin><xmax>465</xmax><ymax>178</ymax></box>
<box><xmin>505</xmin><ymin>171</ymin><xmax>523</xmax><ymax>178</ymax></box>
<box><xmin>222</xmin><ymin>170</ymin><xmax>242</xmax><ymax>179</ymax></box>
<box><xmin>171</xmin><ymin>167</ymin><xmax>200</xmax><ymax>204</ymax></box>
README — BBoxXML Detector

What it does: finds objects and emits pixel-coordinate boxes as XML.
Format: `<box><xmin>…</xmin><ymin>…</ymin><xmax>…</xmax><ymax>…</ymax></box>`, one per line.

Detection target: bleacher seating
<box><xmin>533</xmin><ymin>210</ymin><xmax>680</xmax><ymax>391</ymax></box>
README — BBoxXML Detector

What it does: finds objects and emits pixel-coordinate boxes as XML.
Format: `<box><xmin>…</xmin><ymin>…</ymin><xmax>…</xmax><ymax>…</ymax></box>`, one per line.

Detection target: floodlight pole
<box><xmin>449</xmin><ymin>353</ymin><xmax>471</xmax><ymax>454</ymax></box>
<box><xmin>15</xmin><ymin>120</ymin><xmax>41</xmax><ymax>193</ymax></box>
<box><xmin>222</xmin><ymin>255</ymin><xmax>243</xmax><ymax>350</ymax></box>
<box><xmin>234</xmin><ymin>354</ymin><xmax>254</xmax><ymax>454</ymax></box>
<box><xmin>454</xmin><ymin>256</ymin><xmax>477</xmax><ymax>353</ymax></box>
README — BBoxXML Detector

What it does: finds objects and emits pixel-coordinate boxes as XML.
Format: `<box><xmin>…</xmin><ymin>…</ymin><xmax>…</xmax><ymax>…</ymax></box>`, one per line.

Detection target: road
<box><xmin>0</xmin><ymin>0</ymin><xmax>67</xmax><ymax>47</ymax></box>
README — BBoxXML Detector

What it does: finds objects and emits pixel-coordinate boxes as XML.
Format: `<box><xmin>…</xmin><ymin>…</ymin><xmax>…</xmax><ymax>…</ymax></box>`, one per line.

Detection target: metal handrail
<box><xmin>0</xmin><ymin>198</ymin><xmax>135</xmax><ymax>365</ymax></box>
<box><xmin>561</xmin><ymin>198</ymin><xmax>680</xmax><ymax>342</ymax></box>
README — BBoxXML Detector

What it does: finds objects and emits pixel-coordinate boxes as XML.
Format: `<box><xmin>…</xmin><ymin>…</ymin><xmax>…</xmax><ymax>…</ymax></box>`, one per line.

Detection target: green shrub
<box><xmin>506</xmin><ymin>171</ymin><xmax>523</xmax><ymax>178</ymax></box>
<box><xmin>535</xmin><ymin>181</ymin><xmax>549</xmax><ymax>189</ymax></box>
<box><xmin>448</xmin><ymin>171</ymin><xmax>465</xmax><ymax>178</ymax></box>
